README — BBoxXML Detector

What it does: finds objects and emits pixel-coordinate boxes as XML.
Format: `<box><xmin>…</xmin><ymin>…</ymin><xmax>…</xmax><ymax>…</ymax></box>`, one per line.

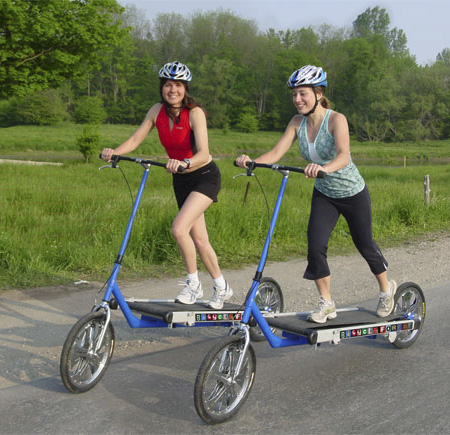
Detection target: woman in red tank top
<box><xmin>101</xmin><ymin>61</ymin><xmax>232</xmax><ymax>309</ymax></box>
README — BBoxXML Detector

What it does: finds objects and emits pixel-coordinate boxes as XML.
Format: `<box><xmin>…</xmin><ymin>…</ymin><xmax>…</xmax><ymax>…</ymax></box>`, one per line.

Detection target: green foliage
<box><xmin>73</xmin><ymin>97</ymin><xmax>107</xmax><ymax>124</ymax></box>
<box><xmin>0</xmin><ymin>100</ymin><xmax>14</xmax><ymax>127</ymax></box>
<box><xmin>0</xmin><ymin>90</ymin><xmax>69</xmax><ymax>126</ymax></box>
<box><xmin>394</xmin><ymin>120</ymin><xmax>428</xmax><ymax>142</ymax></box>
<box><xmin>0</xmin><ymin>0</ymin><xmax>127</xmax><ymax>98</ymax></box>
<box><xmin>76</xmin><ymin>125</ymin><xmax>101</xmax><ymax>162</ymax></box>
<box><xmin>4</xmin><ymin>123</ymin><xmax>450</xmax><ymax>161</ymax></box>
<box><xmin>236</xmin><ymin>111</ymin><xmax>259</xmax><ymax>133</ymax></box>
<box><xmin>3</xmin><ymin>4</ymin><xmax>450</xmax><ymax>140</ymax></box>
<box><xmin>1</xmin><ymin>158</ymin><xmax>450</xmax><ymax>290</ymax></box>
<box><xmin>194</xmin><ymin>56</ymin><xmax>236</xmax><ymax>128</ymax></box>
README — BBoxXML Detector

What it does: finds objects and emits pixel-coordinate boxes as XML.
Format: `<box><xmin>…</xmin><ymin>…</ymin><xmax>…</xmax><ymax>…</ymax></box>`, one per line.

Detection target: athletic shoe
<box><xmin>376</xmin><ymin>280</ymin><xmax>397</xmax><ymax>317</ymax></box>
<box><xmin>307</xmin><ymin>296</ymin><xmax>337</xmax><ymax>324</ymax></box>
<box><xmin>207</xmin><ymin>281</ymin><xmax>233</xmax><ymax>310</ymax></box>
<box><xmin>175</xmin><ymin>279</ymin><xmax>203</xmax><ymax>304</ymax></box>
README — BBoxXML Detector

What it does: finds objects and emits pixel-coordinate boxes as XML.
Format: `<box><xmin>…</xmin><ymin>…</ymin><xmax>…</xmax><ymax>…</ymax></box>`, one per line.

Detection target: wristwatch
<box><xmin>183</xmin><ymin>158</ymin><xmax>191</xmax><ymax>169</ymax></box>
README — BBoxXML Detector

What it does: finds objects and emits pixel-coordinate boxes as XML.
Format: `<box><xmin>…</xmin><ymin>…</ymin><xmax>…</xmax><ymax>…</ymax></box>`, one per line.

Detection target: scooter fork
<box><xmin>91</xmin><ymin>302</ymin><xmax>111</xmax><ymax>354</ymax></box>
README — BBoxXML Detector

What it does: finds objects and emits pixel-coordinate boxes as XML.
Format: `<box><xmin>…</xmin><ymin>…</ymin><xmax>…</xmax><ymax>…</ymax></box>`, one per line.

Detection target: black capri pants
<box><xmin>172</xmin><ymin>160</ymin><xmax>221</xmax><ymax>209</ymax></box>
<box><xmin>303</xmin><ymin>185</ymin><xmax>388</xmax><ymax>280</ymax></box>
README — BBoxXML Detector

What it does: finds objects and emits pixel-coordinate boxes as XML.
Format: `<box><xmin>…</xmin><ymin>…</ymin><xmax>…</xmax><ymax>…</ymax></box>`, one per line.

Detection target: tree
<box><xmin>436</xmin><ymin>48</ymin><xmax>450</xmax><ymax>66</ymax></box>
<box><xmin>352</xmin><ymin>6</ymin><xmax>391</xmax><ymax>38</ymax></box>
<box><xmin>151</xmin><ymin>13</ymin><xmax>188</xmax><ymax>62</ymax></box>
<box><xmin>332</xmin><ymin>37</ymin><xmax>390</xmax><ymax>138</ymax></box>
<box><xmin>194</xmin><ymin>56</ymin><xmax>236</xmax><ymax>128</ymax></box>
<box><xmin>0</xmin><ymin>0</ymin><xmax>127</xmax><ymax>98</ymax></box>
<box><xmin>352</xmin><ymin>6</ymin><xmax>408</xmax><ymax>55</ymax></box>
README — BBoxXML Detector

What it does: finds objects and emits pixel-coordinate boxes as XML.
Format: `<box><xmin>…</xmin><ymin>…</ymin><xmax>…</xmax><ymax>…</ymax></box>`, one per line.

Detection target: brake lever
<box><xmin>99</xmin><ymin>164</ymin><xmax>115</xmax><ymax>170</ymax></box>
<box><xmin>246</xmin><ymin>160</ymin><xmax>256</xmax><ymax>176</ymax></box>
<box><xmin>98</xmin><ymin>153</ymin><xmax>120</xmax><ymax>170</ymax></box>
<box><xmin>233</xmin><ymin>172</ymin><xmax>254</xmax><ymax>179</ymax></box>
<box><xmin>232</xmin><ymin>160</ymin><xmax>256</xmax><ymax>178</ymax></box>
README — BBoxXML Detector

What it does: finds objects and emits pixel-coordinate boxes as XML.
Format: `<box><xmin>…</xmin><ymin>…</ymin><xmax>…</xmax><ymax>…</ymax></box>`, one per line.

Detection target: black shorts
<box><xmin>172</xmin><ymin>161</ymin><xmax>221</xmax><ymax>209</ymax></box>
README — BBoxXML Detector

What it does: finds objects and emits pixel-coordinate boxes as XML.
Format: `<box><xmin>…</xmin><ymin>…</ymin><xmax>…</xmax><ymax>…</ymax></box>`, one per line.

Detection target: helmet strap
<box><xmin>304</xmin><ymin>88</ymin><xmax>319</xmax><ymax>116</ymax></box>
<box><xmin>164</xmin><ymin>103</ymin><xmax>183</xmax><ymax>123</ymax></box>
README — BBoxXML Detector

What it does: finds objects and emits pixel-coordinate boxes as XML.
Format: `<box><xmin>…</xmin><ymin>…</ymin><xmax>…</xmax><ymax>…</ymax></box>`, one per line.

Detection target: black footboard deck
<box><xmin>127</xmin><ymin>300</ymin><xmax>243</xmax><ymax>324</ymax></box>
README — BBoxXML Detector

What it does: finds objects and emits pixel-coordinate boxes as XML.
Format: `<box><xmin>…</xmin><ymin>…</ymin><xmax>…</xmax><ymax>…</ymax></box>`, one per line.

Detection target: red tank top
<box><xmin>155</xmin><ymin>106</ymin><xmax>195</xmax><ymax>160</ymax></box>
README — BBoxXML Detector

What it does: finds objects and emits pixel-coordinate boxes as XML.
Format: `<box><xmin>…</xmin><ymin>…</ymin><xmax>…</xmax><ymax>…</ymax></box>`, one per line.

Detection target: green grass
<box><xmin>0</xmin><ymin>123</ymin><xmax>283</xmax><ymax>159</ymax></box>
<box><xmin>1</xmin><ymin>123</ymin><xmax>450</xmax><ymax>290</ymax></box>
<box><xmin>6</xmin><ymin>123</ymin><xmax>449</xmax><ymax>162</ymax></box>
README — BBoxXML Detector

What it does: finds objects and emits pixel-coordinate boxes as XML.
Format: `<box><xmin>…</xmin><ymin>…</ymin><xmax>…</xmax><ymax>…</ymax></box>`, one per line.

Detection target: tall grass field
<box><xmin>1</xmin><ymin>123</ymin><xmax>450</xmax><ymax>290</ymax></box>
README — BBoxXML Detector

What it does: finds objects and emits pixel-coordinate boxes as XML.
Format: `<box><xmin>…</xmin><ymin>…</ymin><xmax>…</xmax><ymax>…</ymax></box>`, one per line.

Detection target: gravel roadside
<box><xmin>118</xmin><ymin>230</ymin><xmax>450</xmax><ymax>312</ymax></box>
<box><xmin>2</xmin><ymin>231</ymin><xmax>448</xmax><ymax>312</ymax></box>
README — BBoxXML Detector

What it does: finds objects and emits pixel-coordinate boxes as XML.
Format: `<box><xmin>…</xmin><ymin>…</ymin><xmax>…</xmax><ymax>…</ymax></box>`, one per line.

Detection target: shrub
<box><xmin>0</xmin><ymin>99</ymin><xmax>14</xmax><ymax>127</ymax></box>
<box><xmin>395</xmin><ymin>120</ymin><xmax>428</xmax><ymax>141</ymax></box>
<box><xmin>73</xmin><ymin>96</ymin><xmax>107</xmax><ymax>124</ymax></box>
<box><xmin>0</xmin><ymin>90</ymin><xmax>68</xmax><ymax>126</ymax></box>
<box><xmin>77</xmin><ymin>124</ymin><xmax>101</xmax><ymax>162</ymax></box>
<box><xmin>236</xmin><ymin>112</ymin><xmax>259</xmax><ymax>133</ymax></box>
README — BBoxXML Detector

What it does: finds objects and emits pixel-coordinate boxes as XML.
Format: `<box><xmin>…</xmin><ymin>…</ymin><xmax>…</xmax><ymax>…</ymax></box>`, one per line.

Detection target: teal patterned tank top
<box><xmin>297</xmin><ymin>109</ymin><xmax>365</xmax><ymax>198</ymax></box>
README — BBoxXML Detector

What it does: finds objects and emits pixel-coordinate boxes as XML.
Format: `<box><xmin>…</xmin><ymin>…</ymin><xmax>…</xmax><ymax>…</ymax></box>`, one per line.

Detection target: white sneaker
<box><xmin>307</xmin><ymin>297</ymin><xmax>337</xmax><ymax>324</ymax></box>
<box><xmin>175</xmin><ymin>280</ymin><xmax>203</xmax><ymax>304</ymax></box>
<box><xmin>377</xmin><ymin>280</ymin><xmax>397</xmax><ymax>317</ymax></box>
<box><xmin>207</xmin><ymin>281</ymin><xmax>233</xmax><ymax>310</ymax></box>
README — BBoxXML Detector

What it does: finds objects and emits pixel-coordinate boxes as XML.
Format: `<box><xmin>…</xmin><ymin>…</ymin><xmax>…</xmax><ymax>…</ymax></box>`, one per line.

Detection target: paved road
<box><xmin>0</xmin><ymin>281</ymin><xmax>449</xmax><ymax>434</ymax></box>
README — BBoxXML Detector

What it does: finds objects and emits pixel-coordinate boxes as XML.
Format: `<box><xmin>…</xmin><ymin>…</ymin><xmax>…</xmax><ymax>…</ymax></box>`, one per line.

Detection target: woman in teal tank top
<box><xmin>236</xmin><ymin>65</ymin><xmax>396</xmax><ymax>324</ymax></box>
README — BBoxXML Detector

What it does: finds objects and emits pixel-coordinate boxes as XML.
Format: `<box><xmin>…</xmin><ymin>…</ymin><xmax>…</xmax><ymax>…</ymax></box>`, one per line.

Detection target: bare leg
<box><xmin>314</xmin><ymin>276</ymin><xmax>332</xmax><ymax>301</ymax></box>
<box><xmin>315</xmin><ymin>272</ymin><xmax>390</xmax><ymax>299</ymax></box>
<box><xmin>172</xmin><ymin>192</ymin><xmax>221</xmax><ymax>279</ymax></box>
<box><xmin>189</xmin><ymin>213</ymin><xmax>222</xmax><ymax>279</ymax></box>
<box><xmin>375</xmin><ymin>271</ymin><xmax>390</xmax><ymax>293</ymax></box>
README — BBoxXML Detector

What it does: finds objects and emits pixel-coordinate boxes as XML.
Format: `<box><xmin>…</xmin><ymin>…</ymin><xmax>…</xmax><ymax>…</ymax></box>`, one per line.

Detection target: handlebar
<box><xmin>99</xmin><ymin>154</ymin><xmax>185</xmax><ymax>172</ymax></box>
<box><xmin>234</xmin><ymin>160</ymin><xmax>327</xmax><ymax>178</ymax></box>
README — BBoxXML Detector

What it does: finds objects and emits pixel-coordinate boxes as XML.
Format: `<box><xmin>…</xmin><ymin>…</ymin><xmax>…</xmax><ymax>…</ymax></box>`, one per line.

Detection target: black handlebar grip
<box><xmin>317</xmin><ymin>170</ymin><xmax>327</xmax><ymax>178</ymax></box>
<box><xmin>233</xmin><ymin>160</ymin><xmax>252</xmax><ymax>168</ymax></box>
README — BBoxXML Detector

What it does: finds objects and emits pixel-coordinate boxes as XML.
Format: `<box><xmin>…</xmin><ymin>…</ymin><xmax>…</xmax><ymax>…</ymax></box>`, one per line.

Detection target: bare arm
<box><xmin>188</xmin><ymin>107</ymin><xmax>211</xmax><ymax>168</ymax></box>
<box><xmin>236</xmin><ymin>115</ymin><xmax>301</xmax><ymax>168</ymax></box>
<box><xmin>101</xmin><ymin>103</ymin><xmax>161</xmax><ymax>161</ymax></box>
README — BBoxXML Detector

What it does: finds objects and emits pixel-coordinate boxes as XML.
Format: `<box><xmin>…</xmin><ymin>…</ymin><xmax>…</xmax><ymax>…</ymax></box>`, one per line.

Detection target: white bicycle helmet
<box><xmin>287</xmin><ymin>65</ymin><xmax>327</xmax><ymax>88</ymax></box>
<box><xmin>158</xmin><ymin>61</ymin><xmax>192</xmax><ymax>82</ymax></box>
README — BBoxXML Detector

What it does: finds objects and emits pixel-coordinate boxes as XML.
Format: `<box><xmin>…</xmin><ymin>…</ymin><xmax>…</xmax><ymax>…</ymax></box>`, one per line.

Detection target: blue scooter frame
<box><xmin>231</xmin><ymin>161</ymin><xmax>326</xmax><ymax>348</ymax></box>
<box><xmin>60</xmin><ymin>155</ymin><xmax>283</xmax><ymax>393</ymax></box>
<box><xmin>100</xmin><ymin>155</ymin><xmax>164</xmax><ymax>329</ymax></box>
<box><xmin>194</xmin><ymin>161</ymin><xmax>426</xmax><ymax>424</ymax></box>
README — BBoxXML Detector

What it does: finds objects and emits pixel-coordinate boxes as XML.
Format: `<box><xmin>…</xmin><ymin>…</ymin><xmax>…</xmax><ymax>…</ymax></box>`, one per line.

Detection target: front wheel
<box><xmin>194</xmin><ymin>335</ymin><xmax>256</xmax><ymax>425</ymax></box>
<box><xmin>392</xmin><ymin>282</ymin><xmax>426</xmax><ymax>349</ymax></box>
<box><xmin>60</xmin><ymin>311</ymin><xmax>115</xmax><ymax>393</ymax></box>
<box><xmin>249</xmin><ymin>277</ymin><xmax>284</xmax><ymax>342</ymax></box>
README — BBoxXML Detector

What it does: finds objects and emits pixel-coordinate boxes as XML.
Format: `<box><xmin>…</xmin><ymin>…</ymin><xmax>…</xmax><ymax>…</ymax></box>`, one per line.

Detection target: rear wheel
<box><xmin>391</xmin><ymin>282</ymin><xmax>426</xmax><ymax>349</ymax></box>
<box><xmin>60</xmin><ymin>311</ymin><xmax>115</xmax><ymax>393</ymax></box>
<box><xmin>249</xmin><ymin>277</ymin><xmax>283</xmax><ymax>342</ymax></box>
<box><xmin>194</xmin><ymin>335</ymin><xmax>256</xmax><ymax>424</ymax></box>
